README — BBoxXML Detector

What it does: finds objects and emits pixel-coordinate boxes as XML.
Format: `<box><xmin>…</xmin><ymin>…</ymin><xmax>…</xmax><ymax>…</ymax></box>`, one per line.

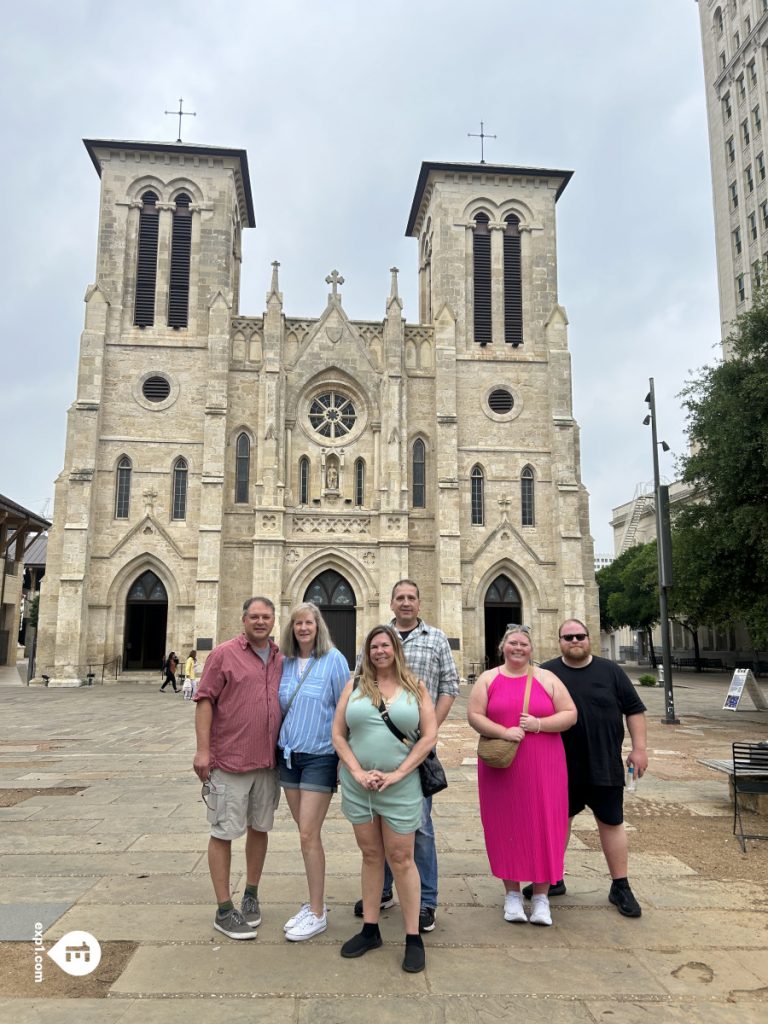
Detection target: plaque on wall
<box><xmin>448</xmin><ymin>638</ymin><xmax>461</xmax><ymax>650</ymax></box>
<box><xmin>196</xmin><ymin>638</ymin><xmax>214</xmax><ymax>651</ymax></box>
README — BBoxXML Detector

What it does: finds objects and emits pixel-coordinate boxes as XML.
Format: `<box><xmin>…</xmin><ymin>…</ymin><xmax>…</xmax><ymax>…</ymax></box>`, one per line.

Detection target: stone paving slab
<box><xmin>2</xmin><ymin>875</ymin><xmax>99</xmax><ymax>903</ymax></box>
<box><xmin>0</xmin><ymin>832</ymin><xmax>144</xmax><ymax>854</ymax></box>
<box><xmin>584</xmin><ymin>1002</ymin><xmax>764</xmax><ymax>1023</ymax></box>
<box><xmin>0</xmin><ymin>901</ymin><xmax>73</xmax><ymax>939</ymax></box>
<box><xmin>110</xmin><ymin>942</ymin><xmax>431</xmax><ymax>995</ymax></box>
<box><xmin>420</xmin><ymin>946</ymin><xmax>666</xmax><ymax>997</ymax></box>
<box><xmin>0</xmin><ymin>851</ymin><xmax>202</xmax><ymax>876</ymax></box>
<box><xmin>634</xmin><ymin>948</ymin><xmax>766</xmax><ymax>996</ymax></box>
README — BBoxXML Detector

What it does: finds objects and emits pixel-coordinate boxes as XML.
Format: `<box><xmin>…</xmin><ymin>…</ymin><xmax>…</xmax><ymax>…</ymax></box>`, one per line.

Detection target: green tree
<box><xmin>597</xmin><ymin>542</ymin><xmax>660</xmax><ymax>665</ymax></box>
<box><xmin>677</xmin><ymin>287</ymin><xmax>768</xmax><ymax>648</ymax></box>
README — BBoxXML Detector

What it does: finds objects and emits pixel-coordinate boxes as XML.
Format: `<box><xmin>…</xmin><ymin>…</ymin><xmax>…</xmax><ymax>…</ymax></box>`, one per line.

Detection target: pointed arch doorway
<box><xmin>124</xmin><ymin>570</ymin><xmax>168</xmax><ymax>671</ymax></box>
<box><xmin>304</xmin><ymin>569</ymin><xmax>357</xmax><ymax>669</ymax></box>
<box><xmin>484</xmin><ymin>574</ymin><xmax>522</xmax><ymax>669</ymax></box>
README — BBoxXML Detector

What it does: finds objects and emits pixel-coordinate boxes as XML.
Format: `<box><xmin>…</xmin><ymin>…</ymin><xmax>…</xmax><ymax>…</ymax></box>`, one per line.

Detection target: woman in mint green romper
<box><xmin>333</xmin><ymin>625</ymin><xmax>438</xmax><ymax>973</ymax></box>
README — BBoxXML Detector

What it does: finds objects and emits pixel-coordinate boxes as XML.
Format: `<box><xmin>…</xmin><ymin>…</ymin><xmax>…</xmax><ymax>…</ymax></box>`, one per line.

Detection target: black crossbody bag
<box><xmin>376</xmin><ymin>700</ymin><xmax>448</xmax><ymax>798</ymax></box>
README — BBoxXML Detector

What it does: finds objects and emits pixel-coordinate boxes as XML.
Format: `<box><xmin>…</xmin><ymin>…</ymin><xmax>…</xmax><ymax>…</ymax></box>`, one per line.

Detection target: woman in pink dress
<box><xmin>468</xmin><ymin>626</ymin><xmax>577</xmax><ymax>926</ymax></box>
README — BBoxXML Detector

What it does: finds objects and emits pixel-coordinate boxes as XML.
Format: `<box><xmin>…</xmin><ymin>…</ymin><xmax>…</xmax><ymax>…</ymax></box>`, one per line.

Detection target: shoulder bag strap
<box><xmin>521</xmin><ymin>665</ymin><xmax>534</xmax><ymax>718</ymax></box>
<box><xmin>283</xmin><ymin>656</ymin><xmax>315</xmax><ymax>719</ymax></box>
<box><xmin>377</xmin><ymin>699</ymin><xmax>417</xmax><ymax>746</ymax></box>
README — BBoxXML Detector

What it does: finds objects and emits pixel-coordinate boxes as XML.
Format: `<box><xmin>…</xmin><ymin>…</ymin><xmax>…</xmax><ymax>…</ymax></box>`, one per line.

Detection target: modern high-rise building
<box><xmin>696</xmin><ymin>0</ymin><xmax>768</xmax><ymax>351</ymax></box>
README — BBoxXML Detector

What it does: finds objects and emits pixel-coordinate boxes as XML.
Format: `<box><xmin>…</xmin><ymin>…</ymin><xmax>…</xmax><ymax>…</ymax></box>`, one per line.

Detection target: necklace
<box><xmin>376</xmin><ymin>683</ymin><xmax>401</xmax><ymax>708</ymax></box>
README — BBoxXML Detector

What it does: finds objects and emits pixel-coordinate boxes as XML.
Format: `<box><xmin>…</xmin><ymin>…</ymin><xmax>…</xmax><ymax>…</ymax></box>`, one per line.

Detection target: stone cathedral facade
<box><xmin>37</xmin><ymin>138</ymin><xmax>598</xmax><ymax>684</ymax></box>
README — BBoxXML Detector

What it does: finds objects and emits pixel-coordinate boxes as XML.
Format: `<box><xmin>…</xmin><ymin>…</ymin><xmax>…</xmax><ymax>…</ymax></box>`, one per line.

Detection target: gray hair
<box><xmin>279</xmin><ymin>602</ymin><xmax>334</xmax><ymax>658</ymax></box>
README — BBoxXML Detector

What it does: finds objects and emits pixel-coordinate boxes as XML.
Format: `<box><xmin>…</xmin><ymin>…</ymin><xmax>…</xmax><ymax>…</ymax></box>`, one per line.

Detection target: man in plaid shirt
<box><xmin>354</xmin><ymin>578</ymin><xmax>459</xmax><ymax>932</ymax></box>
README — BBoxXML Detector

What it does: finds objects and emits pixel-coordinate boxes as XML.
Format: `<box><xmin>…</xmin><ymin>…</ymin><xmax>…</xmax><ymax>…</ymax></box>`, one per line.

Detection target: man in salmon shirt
<box><xmin>193</xmin><ymin>596</ymin><xmax>283</xmax><ymax>939</ymax></box>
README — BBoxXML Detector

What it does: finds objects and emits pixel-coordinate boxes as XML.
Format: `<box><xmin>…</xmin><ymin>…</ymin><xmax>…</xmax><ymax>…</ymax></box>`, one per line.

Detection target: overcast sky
<box><xmin>1</xmin><ymin>0</ymin><xmax>718</xmax><ymax>552</ymax></box>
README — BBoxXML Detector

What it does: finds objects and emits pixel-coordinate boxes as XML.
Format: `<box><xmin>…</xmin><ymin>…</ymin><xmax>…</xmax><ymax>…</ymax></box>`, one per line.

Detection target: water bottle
<box><xmin>626</xmin><ymin>764</ymin><xmax>637</xmax><ymax>792</ymax></box>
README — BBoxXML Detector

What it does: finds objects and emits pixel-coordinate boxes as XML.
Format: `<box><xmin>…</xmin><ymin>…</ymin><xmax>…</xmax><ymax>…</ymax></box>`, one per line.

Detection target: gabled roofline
<box><xmin>405</xmin><ymin>160</ymin><xmax>573</xmax><ymax>237</ymax></box>
<box><xmin>83</xmin><ymin>138</ymin><xmax>255</xmax><ymax>228</ymax></box>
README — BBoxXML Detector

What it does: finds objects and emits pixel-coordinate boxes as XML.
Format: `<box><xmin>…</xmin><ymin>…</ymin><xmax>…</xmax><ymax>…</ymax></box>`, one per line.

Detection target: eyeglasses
<box><xmin>506</xmin><ymin>623</ymin><xmax>531</xmax><ymax>634</ymax></box>
<box><xmin>560</xmin><ymin>633</ymin><xmax>589</xmax><ymax>642</ymax></box>
<box><xmin>201</xmin><ymin>779</ymin><xmax>219</xmax><ymax>810</ymax></box>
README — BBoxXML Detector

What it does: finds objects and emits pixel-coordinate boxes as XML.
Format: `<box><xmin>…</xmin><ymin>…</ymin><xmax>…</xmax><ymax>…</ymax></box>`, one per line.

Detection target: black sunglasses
<box><xmin>560</xmin><ymin>632</ymin><xmax>589</xmax><ymax>641</ymax></box>
<box><xmin>506</xmin><ymin>623</ymin><xmax>531</xmax><ymax>634</ymax></box>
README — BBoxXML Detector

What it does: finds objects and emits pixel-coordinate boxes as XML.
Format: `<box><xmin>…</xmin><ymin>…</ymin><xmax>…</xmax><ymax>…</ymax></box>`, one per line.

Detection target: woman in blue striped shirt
<box><xmin>278</xmin><ymin>602</ymin><xmax>351</xmax><ymax>941</ymax></box>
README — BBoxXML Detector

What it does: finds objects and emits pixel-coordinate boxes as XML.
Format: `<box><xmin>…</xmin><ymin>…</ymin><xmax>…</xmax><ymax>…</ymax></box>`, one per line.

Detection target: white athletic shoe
<box><xmin>284</xmin><ymin>903</ymin><xmax>311</xmax><ymax>931</ymax></box>
<box><xmin>529</xmin><ymin>894</ymin><xmax>552</xmax><ymax>926</ymax></box>
<box><xmin>503</xmin><ymin>891</ymin><xmax>528</xmax><ymax>923</ymax></box>
<box><xmin>285</xmin><ymin>909</ymin><xmax>328</xmax><ymax>941</ymax></box>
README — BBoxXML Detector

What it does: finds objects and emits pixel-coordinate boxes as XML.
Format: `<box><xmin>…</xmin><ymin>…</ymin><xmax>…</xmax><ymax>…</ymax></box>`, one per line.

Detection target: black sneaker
<box><xmin>353</xmin><ymin>890</ymin><xmax>395</xmax><ymax>917</ymax></box>
<box><xmin>340</xmin><ymin>930</ymin><xmax>383</xmax><ymax>958</ymax></box>
<box><xmin>522</xmin><ymin>879</ymin><xmax>566</xmax><ymax>900</ymax></box>
<box><xmin>609</xmin><ymin>881</ymin><xmax>642</xmax><ymax>918</ymax></box>
<box><xmin>402</xmin><ymin>939</ymin><xmax>426</xmax><ymax>973</ymax></box>
<box><xmin>418</xmin><ymin>907</ymin><xmax>436</xmax><ymax>933</ymax></box>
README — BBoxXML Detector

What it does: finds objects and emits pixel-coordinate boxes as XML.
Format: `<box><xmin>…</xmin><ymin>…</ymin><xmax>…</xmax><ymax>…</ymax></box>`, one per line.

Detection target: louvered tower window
<box><xmin>115</xmin><ymin>456</ymin><xmax>132</xmax><ymax>519</ymax></box>
<box><xmin>172</xmin><ymin>457</ymin><xmax>188</xmax><ymax>520</ymax></box>
<box><xmin>354</xmin><ymin>458</ymin><xmax>365</xmax><ymax>507</ymax></box>
<box><xmin>521</xmin><ymin>465</ymin><xmax>535</xmax><ymax>526</ymax></box>
<box><xmin>134</xmin><ymin>191</ymin><xmax>159</xmax><ymax>327</ymax></box>
<box><xmin>471</xmin><ymin>465</ymin><xmax>485</xmax><ymax>525</ymax></box>
<box><xmin>299</xmin><ymin>456</ymin><xmax>310</xmax><ymax>505</ymax></box>
<box><xmin>412</xmin><ymin>439</ymin><xmax>426</xmax><ymax>509</ymax></box>
<box><xmin>503</xmin><ymin>215</ymin><xmax>523</xmax><ymax>346</ymax></box>
<box><xmin>235</xmin><ymin>433</ymin><xmax>250</xmax><ymax>504</ymax></box>
<box><xmin>473</xmin><ymin>213</ymin><xmax>492</xmax><ymax>344</ymax></box>
<box><xmin>168</xmin><ymin>193</ymin><xmax>192</xmax><ymax>328</ymax></box>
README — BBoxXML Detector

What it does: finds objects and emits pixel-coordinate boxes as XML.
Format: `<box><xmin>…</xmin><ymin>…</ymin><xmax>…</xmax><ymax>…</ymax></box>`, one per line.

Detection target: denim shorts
<box><xmin>278</xmin><ymin>750</ymin><xmax>339</xmax><ymax>793</ymax></box>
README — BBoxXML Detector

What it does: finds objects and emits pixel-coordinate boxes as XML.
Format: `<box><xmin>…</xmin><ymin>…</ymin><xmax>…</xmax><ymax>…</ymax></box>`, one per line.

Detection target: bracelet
<box><xmin>535</xmin><ymin>718</ymin><xmax>541</xmax><ymax>734</ymax></box>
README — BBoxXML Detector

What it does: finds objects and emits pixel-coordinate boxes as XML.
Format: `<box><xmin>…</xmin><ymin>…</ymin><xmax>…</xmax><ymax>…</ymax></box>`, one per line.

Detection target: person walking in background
<box><xmin>277</xmin><ymin>603</ymin><xmax>350</xmax><ymax>941</ymax></box>
<box><xmin>184</xmin><ymin>649</ymin><xmax>198</xmax><ymax>697</ymax></box>
<box><xmin>531</xmin><ymin>619</ymin><xmax>648</xmax><ymax>918</ymax></box>
<box><xmin>468</xmin><ymin>626</ymin><xmax>576</xmax><ymax>926</ymax></box>
<box><xmin>334</xmin><ymin>625</ymin><xmax>438</xmax><ymax>973</ymax></box>
<box><xmin>354</xmin><ymin>579</ymin><xmax>458</xmax><ymax>933</ymax></box>
<box><xmin>160</xmin><ymin>651</ymin><xmax>179</xmax><ymax>692</ymax></box>
<box><xmin>192</xmin><ymin>597</ymin><xmax>283</xmax><ymax>940</ymax></box>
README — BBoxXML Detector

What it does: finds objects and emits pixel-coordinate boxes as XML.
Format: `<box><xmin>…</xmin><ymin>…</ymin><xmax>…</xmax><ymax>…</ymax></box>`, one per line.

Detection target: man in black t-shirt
<box><xmin>534</xmin><ymin>619</ymin><xmax>648</xmax><ymax>918</ymax></box>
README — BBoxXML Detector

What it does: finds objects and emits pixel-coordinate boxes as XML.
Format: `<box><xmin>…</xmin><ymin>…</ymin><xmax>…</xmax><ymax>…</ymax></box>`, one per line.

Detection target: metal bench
<box><xmin>732</xmin><ymin>742</ymin><xmax>768</xmax><ymax>852</ymax></box>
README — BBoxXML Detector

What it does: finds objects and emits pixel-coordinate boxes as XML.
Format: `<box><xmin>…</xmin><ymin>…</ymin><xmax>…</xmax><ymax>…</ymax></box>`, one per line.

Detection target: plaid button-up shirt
<box><xmin>390</xmin><ymin>618</ymin><xmax>459</xmax><ymax>705</ymax></box>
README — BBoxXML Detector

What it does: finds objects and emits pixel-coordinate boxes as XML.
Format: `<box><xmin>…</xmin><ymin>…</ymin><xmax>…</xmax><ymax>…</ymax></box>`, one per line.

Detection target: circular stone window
<box><xmin>488</xmin><ymin>388</ymin><xmax>514</xmax><ymax>414</ymax></box>
<box><xmin>142</xmin><ymin>375</ymin><xmax>172</xmax><ymax>402</ymax></box>
<box><xmin>308</xmin><ymin>391</ymin><xmax>357</xmax><ymax>439</ymax></box>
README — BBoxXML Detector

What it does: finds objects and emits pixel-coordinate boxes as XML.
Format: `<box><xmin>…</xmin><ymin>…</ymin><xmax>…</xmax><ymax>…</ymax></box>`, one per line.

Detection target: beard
<box><xmin>563</xmin><ymin>644</ymin><xmax>591</xmax><ymax>663</ymax></box>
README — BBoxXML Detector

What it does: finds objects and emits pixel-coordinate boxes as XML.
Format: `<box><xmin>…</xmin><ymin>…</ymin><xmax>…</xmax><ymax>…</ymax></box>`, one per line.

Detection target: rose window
<box><xmin>308</xmin><ymin>391</ymin><xmax>356</xmax><ymax>438</ymax></box>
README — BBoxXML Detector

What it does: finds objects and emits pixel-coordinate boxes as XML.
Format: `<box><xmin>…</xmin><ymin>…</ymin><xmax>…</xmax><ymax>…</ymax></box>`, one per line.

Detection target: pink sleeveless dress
<box><xmin>477</xmin><ymin>671</ymin><xmax>568</xmax><ymax>883</ymax></box>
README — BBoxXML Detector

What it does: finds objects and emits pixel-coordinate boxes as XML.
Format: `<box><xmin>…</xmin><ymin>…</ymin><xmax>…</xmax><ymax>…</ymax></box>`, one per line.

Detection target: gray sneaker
<box><xmin>241</xmin><ymin>891</ymin><xmax>262</xmax><ymax>928</ymax></box>
<box><xmin>214</xmin><ymin>907</ymin><xmax>256</xmax><ymax>940</ymax></box>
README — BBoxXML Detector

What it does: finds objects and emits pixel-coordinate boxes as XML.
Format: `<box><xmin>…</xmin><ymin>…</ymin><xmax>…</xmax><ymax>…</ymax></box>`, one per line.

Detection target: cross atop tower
<box><xmin>325</xmin><ymin>269</ymin><xmax>345</xmax><ymax>297</ymax></box>
<box><xmin>165</xmin><ymin>98</ymin><xmax>197</xmax><ymax>143</ymax></box>
<box><xmin>467</xmin><ymin>121</ymin><xmax>497</xmax><ymax>164</ymax></box>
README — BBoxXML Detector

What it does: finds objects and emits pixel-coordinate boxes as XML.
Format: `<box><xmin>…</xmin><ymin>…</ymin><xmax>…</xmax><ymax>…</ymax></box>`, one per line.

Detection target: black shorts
<box><xmin>568</xmin><ymin>782</ymin><xmax>624</xmax><ymax>826</ymax></box>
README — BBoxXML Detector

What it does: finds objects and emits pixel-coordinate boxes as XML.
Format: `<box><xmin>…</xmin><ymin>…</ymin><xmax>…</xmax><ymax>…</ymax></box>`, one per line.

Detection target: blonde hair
<box><xmin>354</xmin><ymin>625</ymin><xmax>422</xmax><ymax>706</ymax></box>
<box><xmin>279</xmin><ymin>602</ymin><xmax>334</xmax><ymax>658</ymax></box>
<box><xmin>497</xmin><ymin>627</ymin><xmax>534</xmax><ymax>660</ymax></box>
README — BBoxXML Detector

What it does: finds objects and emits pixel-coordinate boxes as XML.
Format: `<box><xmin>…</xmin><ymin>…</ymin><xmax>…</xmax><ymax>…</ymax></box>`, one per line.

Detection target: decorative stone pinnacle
<box><xmin>389</xmin><ymin>267</ymin><xmax>400</xmax><ymax>300</ymax></box>
<box><xmin>270</xmin><ymin>260</ymin><xmax>280</xmax><ymax>292</ymax></box>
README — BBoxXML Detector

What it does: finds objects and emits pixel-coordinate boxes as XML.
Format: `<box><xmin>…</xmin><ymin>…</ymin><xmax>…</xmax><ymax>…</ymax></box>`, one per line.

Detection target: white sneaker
<box><xmin>530</xmin><ymin>894</ymin><xmax>552</xmax><ymax>926</ymax></box>
<box><xmin>285</xmin><ymin>909</ymin><xmax>328</xmax><ymax>941</ymax></box>
<box><xmin>284</xmin><ymin>903</ymin><xmax>311</xmax><ymax>931</ymax></box>
<box><xmin>503</xmin><ymin>891</ymin><xmax>528</xmax><ymax>923</ymax></box>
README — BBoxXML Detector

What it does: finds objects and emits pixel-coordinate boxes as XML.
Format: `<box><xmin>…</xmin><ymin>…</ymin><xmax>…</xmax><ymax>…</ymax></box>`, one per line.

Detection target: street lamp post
<box><xmin>644</xmin><ymin>378</ymin><xmax>680</xmax><ymax>725</ymax></box>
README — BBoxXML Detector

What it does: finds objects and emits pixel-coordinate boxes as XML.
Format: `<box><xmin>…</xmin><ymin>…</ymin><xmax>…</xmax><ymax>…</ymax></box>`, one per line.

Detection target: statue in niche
<box><xmin>326</xmin><ymin>463</ymin><xmax>339</xmax><ymax>490</ymax></box>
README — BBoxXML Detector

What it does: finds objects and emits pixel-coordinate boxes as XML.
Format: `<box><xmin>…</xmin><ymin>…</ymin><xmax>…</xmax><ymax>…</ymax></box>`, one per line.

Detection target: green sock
<box><xmin>244</xmin><ymin>884</ymin><xmax>258</xmax><ymax>897</ymax></box>
<box><xmin>218</xmin><ymin>899</ymin><xmax>234</xmax><ymax>913</ymax></box>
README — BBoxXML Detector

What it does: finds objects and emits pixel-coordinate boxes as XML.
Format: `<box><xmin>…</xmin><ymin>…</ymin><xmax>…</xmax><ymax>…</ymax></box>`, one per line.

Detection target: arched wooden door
<box><xmin>124</xmin><ymin>570</ymin><xmax>168</xmax><ymax>671</ymax></box>
<box><xmin>484</xmin><ymin>574</ymin><xmax>522</xmax><ymax>668</ymax></box>
<box><xmin>304</xmin><ymin>569</ymin><xmax>357</xmax><ymax>669</ymax></box>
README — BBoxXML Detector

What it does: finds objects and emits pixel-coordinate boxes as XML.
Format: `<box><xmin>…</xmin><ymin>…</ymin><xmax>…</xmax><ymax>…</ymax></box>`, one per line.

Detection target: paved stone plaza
<box><xmin>0</xmin><ymin>666</ymin><xmax>767</xmax><ymax>1021</ymax></box>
